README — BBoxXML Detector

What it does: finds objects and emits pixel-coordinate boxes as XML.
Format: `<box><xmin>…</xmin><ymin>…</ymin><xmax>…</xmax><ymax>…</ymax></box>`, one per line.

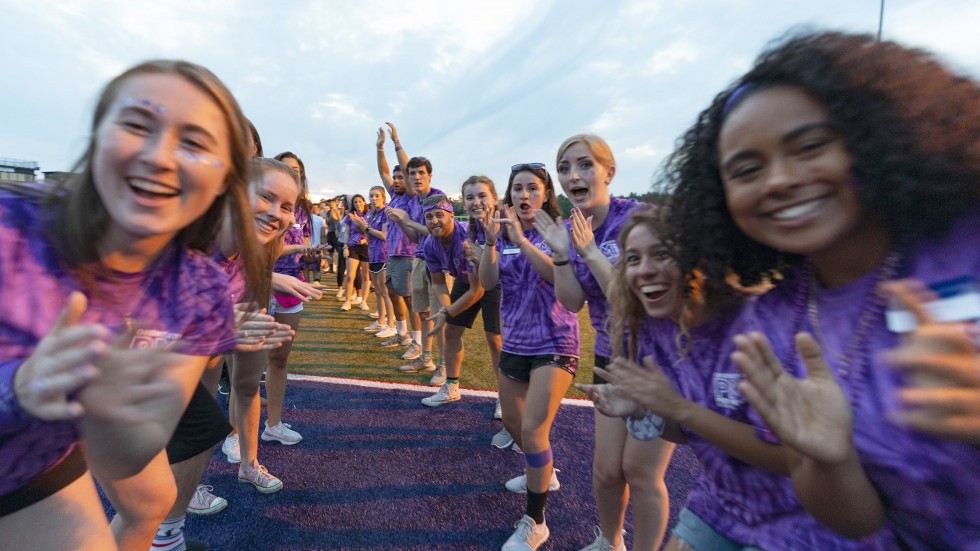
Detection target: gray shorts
<box><xmin>385</xmin><ymin>256</ymin><xmax>412</xmax><ymax>298</ymax></box>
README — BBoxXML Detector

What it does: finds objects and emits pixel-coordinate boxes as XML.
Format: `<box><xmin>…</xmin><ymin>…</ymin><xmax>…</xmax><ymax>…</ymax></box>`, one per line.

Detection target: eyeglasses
<box><xmin>511</xmin><ymin>162</ymin><xmax>546</xmax><ymax>172</ymax></box>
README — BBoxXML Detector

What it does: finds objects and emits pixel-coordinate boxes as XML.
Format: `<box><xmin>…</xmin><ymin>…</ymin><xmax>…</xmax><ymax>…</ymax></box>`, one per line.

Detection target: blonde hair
<box><xmin>555</xmin><ymin>133</ymin><xmax>616</xmax><ymax>172</ymax></box>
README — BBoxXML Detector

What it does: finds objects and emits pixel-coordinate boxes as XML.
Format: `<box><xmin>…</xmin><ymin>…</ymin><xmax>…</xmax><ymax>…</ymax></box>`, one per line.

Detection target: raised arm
<box><xmin>376</xmin><ymin>127</ymin><xmax>393</xmax><ymax>189</ymax></box>
<box><xmin>533</xmin><ymin>209</ymin><xmax>586</xmax><ymax>312</ymax></box>
<box><xmin>387</xmin><ymin>122</ymin><xmax>413</xmax><ymax>198</ymax></box>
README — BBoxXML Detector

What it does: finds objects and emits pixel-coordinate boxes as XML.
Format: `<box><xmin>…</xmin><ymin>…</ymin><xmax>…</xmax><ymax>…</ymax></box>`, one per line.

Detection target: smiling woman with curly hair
<box><xmin>656</xmin><ymin>30</ymin><xmax>980</xmax><ymax>549</ymax></box>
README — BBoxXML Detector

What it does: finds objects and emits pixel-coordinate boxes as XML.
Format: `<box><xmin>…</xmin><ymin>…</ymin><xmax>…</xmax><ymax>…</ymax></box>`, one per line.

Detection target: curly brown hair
<box><xmin>657</xmin><ymin>30</ymin><xmax>980</xmax><ymax>297</ymax></box>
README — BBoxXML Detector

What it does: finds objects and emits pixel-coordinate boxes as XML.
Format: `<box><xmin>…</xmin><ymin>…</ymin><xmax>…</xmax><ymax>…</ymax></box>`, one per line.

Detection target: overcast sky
<box><xmin>3</xmin><ymin>0</ymin><xmax>978</xmax><ymax>200</ymax></box>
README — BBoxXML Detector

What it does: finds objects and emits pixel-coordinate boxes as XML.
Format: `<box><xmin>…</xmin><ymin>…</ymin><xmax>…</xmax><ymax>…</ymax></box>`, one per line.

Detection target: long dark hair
<box><xmin>658</xmin><ymin>30</ymin><xmax>980</xmax><ymax>297</ymax></box>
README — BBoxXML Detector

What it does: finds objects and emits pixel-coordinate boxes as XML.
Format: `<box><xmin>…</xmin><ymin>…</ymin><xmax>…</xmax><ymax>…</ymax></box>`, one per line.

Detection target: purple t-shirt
<box><xmin>0</xmin><ymin>193</ymin><xmax>237</xmax><ymax>497</ymax></box>
<box><xmin>640</xmin><ymin>312</ymin><xmax>884</xmax><ymax>550</ymax></box>
<box><xmin>273</xmin><ymin>206</ymin><xmax>311</xmax><ymax>277</ymax></box>
<box><xmin>346</xmin><ymin>214</ymin><xmax>368</xmax><ymax>247</ymax></box>
<box><xmin>750</xmin><ymin>216</ymin><xmax>980</xmax><ymax>550</ymax></box>
<box><xmin>407</xmin><ymin>186</ymin><xmax>445</xmax><ymax>259</ymax></box>
<box><xmin>570</xmin><ymin>197</ymin><xmax>639</xmax><ymax>359</ymax></box>
<box><xmin>385</xmin><ymin>191</ymin><xmax>415</xmax><ymax>257</ymax></box>
<box><xmin>423</xmin><ymin>219</ymin><xmax>470</xmax><ymax>280</ymax></box>
<box><xmin>366</xmin><ymin>207</ymin><xmax>388</xmax><ymax>263</ymax></box>
<box><xmin>213</xmin><ymin>251</ymin><xmax>246</xmax><ymax>304</ymax></box>
<box><xmin>498</xmin><ymin>229</ymin><xmax>579</xmax><ymax>358</ymax></box>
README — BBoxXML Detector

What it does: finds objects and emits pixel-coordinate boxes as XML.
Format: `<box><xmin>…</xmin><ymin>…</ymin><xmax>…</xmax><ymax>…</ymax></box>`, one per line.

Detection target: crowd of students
<box><xmin>0</xmin><ymin>29</ymin><xmax>978</xmax><ymax>551</ymax></box>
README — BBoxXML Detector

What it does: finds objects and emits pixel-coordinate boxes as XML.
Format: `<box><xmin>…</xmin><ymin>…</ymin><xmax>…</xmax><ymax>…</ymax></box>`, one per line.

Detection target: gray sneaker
<box><xmin>491</xmin><ymin>427</ymin><xmax>514</xmax><ymax>449</ymax></box>
<box><xmin>578</xmin><ymin>527</ymin><xmax>627</xmax><ymax>551</ymax></box>
<box><xmin>401</xmin><ymin>341</ymin><xmax>422</xmax><ymax>360</ymax></box>
<box><xmin>398</xmin><ymin>353</ymin><xmax>435</xmax><ymax>373</ymax></box>
<box><xmin>429</xmin><ymin>364</ymin><xmax>446</xmax><ymax>386</ymax></box>
<box><xmin>398</xmin><ymin>334</ymin><xmax>414</xmax><ymax>346</ymax></box>
<box><xmin>380</xmin><ymin>333</ymin><xmax>404</xmax><ymax>347</ymax></box>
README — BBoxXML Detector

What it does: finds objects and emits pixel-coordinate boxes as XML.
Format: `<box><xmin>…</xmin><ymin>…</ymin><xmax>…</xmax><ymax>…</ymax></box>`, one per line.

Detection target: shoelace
<box><xmin>195</xmin><ymin>485</ymin><xmax>216</xmax><ymax>502</ymax></box>
<box><xmin>513</xmin><ymin>518</ymin><xmax>533</xmax><ymax>541</ymax></box>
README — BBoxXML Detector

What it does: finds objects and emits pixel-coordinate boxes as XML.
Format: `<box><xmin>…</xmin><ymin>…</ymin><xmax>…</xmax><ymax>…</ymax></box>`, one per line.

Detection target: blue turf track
<box><xmin>105</xmin><ymin>376</ymin><xmax>701</xmax><ymax>550</ymax></box>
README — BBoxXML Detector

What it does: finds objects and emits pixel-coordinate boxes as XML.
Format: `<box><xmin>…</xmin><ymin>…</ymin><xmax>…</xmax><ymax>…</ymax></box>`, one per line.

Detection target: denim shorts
<box><xmin>672</xmin><ymin>508</ymin><xmax>763</xmax><ymax>551</ymax></box>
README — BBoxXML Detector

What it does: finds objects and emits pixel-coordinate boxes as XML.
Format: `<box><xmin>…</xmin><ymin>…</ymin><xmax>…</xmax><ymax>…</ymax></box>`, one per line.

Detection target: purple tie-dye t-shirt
<box><xmin>571</xmin><ymin>197</ymin><xmax>639</xmax><ymax>359</ymax></box>
<box><xmin>0</xmin><ymin>194</ymin><xmax>237</xmax><ymax>497</ymax></box>
<box><xmin>423</xmin><ymin>220</ymin><xmax>470</xmax><ymax>280</ymax></box>
<box><xmin>213</xmin><ymin>251</ymin><xmax>246</xmax><ymax>304</ymax></box>
<box><xmin>386</xmin><ymin>191</ymin><xmax>415</xmax><ymax>257</ymax></box>
<box><xmin>750</xmin><ymin>215</ymin><xmax>980</xmax><ymax>550</ymax></box>
<box><xmin>498</xmin><ymin>229</ymin><xmax>579</xmax><ymax>358</ymax></box>
<box><xmin>407</xmin><ymin>186</ymin><xmax>445</xmax><ymax>259</ymax></box>
<box><xmin>640</xmin><ymin>312</ymin><xmax>886</xmax><ymax>550</ymax></box>
<box><xmin>346</xmin><ymin>214</ymin><xmax>368</xmax><ymax>247</ymax></box>
<box><xmin>273</xmin><ymin>206</ymin><xmax>311</xmax><ymax>277</ymax></box>
<box><xmin>366</xmin><ymin>207</ymin><xmax>388</xmax><ymax>263</ymax></box>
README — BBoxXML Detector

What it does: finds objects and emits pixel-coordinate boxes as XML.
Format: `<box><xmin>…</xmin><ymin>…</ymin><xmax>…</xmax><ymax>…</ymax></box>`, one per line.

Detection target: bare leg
<box><xmin>231</xmin><ymin>350</ymin><xmax>267</xmax><ymax>466</ymax></box>
<box><xmin>444</xmin><ymin>324</ymin><xmax>466</xmax><ymax>378</ymax></box>
<box><xmin>593</xmin><ymin>411</ymin><xmax>629</xmax><ymax>547</ymax></box>
<box><xmin>100</xmin><ymin>450</ymin><xmax>176</xmax><ymax>551</ymax></box>
<box><xmin>623</xmin><ymin>436</ymin><xmax>674</xmax><ymax>550</ymax></box>
<box><xmin>522</xmin><ymin>366</ymin><xmax>573</xmax><ymax>493</ymax></box>
<box><xmin>0</xmin><ymin>473</ymin><xmax>117</xmax><ymax>551</ymax></box>
<box><xmin>266</xmin><ymin>311</ymin><xmax>301</xmax><ymax>427</ymax></box>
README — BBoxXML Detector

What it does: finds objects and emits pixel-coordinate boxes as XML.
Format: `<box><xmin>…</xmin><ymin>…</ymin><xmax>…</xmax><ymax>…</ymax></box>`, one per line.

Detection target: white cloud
<box><xmin>646</xmin><ymin>40</ymin><xmax>700</xmax><ymax>75</ymax></box>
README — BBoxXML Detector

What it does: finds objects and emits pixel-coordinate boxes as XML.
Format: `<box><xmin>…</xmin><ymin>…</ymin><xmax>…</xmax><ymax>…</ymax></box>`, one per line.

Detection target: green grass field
<box><xmin>288</xmin><ymin>281</ymin><xmax>596</xmax><ymax>397</ymax></box>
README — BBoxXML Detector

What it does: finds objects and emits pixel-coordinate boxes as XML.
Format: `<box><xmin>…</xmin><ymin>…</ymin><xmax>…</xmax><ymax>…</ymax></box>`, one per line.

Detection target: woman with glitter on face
<box><xmin>659</xmin><ymin>31</ymin><xmax>980</xmax><ymax>549</ymax></box>
<box><xmin>0</xmin><ymin>60</ymin><xmax>264</xmax><ymax>550</ymax></box>
<box><xmin>263</xmin><ymin>151</ymin><xmax>316</xmax><ymax>447</ymax></box>
<box><xmin>534</xmin><ymin>135</ymin><xmax>673</xmax><ymax>551</ymax></box>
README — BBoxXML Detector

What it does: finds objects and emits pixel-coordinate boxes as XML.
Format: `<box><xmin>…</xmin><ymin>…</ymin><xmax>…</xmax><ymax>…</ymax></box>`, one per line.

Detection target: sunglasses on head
<box><xmin>511</xmin><ymin>162</ymin><xmax>547</xmax><ymax>172</ymax></box>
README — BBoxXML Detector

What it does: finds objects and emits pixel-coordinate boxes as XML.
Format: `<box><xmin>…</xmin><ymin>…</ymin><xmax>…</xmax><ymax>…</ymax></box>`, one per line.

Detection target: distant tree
<box><xmin>451</xmin><ymin>197</ymin><xmax>466</xmax><ymax>217</ymax></box>
<box><xmin>556</xmin><ymin>194</ymin><xmax>573</xmax><ymax>217</ymax></box>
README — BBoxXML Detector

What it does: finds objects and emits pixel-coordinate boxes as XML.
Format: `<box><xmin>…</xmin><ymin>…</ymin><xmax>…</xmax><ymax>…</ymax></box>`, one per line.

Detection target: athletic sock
<box><xmin>396</xmin><ymin>320</ymin><xmax>407</xmax><ymax>334</ymax></box>
<box><xmin>412</xmin><ymin>330</ymin><xmax>422</xmax><ymax>344</ymax></box>
<box><xmin>447</xmin><ymin>377</ymin><xmax>459</xmax><ymax>386</ymax></box>
<box><xmin>153</xmin><ymin>516</ymin><xmax>186</xmax><ymax>551</ymax></box>
<box><xmin>526</xmin><ymin>490</ymin><xmax>548</xmax><ymax>524</ymax></box>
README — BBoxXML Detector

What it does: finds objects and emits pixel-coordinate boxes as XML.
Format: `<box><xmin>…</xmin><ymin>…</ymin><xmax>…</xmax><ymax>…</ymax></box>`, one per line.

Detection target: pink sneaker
<box><xmin>238</xmin><ymin>463</ymin><xmax>283</xmax><ymax>494</ymax></box>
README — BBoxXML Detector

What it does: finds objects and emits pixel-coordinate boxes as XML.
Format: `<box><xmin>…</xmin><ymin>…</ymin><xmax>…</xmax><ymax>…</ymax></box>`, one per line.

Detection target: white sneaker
<box><xmin>363</xmin><ymin>321</ymin><xmax>381</xmax><ymax>332</ymax></box>
<box><xmin>369</xmin><ymin>311</ymin><xmax>379</xmax><ymax>319</ymax></box>
<box><xmin>375</xmin><ymin>326</ymin><xmax>396</xmax><ymax>338</ymax></box>
<box><xmin>238</xmin><ymin>462</ymin><xmax>283</xmax><ymax>494</ymax></box>
<box><xmin>359</xmin><ymin>302</ymin><xmax>371</xmax><ymax>311</ymax></box>
<box><xmin>421</xmin><ymin>382</ymin><xmax>460</xmax><ymax>407</ymax></box>
<box><xmin>340</xmin><ymin>302</ymin><xmax>351</xmax><ymax>311</ymax></box>
<box><xmin>578</xmin><ymin>527</ymin><xmax>626</xmax><ymax>551</ymax></box>
<box><xmin>505</xmin><ymin>469</ymin><xmax>560</xmax><ymax>494</ymax></box>
<box><xmin>261</xmin><ymin>421</ymin><xmax>303</xmax><ymax>445</ymax></box>
<box><xmin>351</xmin><ymin>296</ymin><xmax>362</xmax><ymax>305</ymax></box>
<box><xmin>502</xmin><ymin>515</ymin><xmax>549</xmax><ymax>551</ymax></box>
<box><xmin>429</xmin><ymin>364</ymin><xmax>447</xmax><ymax>386</ymax></box>
<box><xmin>186</xmin><ymin>484</ymin><xmax>227</xmax><ymax>515</ymax></box>
<box><xmin>491</xmin><ymin>427</ymin><xmax>514</xmax><ymax>449</ymax></box>
<box><xmin>401</xmin><ymin>341</ymin><xmax>423</xmax><ymax>360</ymax></box>
<box><xmin>494</xmin><ymin>398</ymin><xmax>503</xmax><ymax>420</ymax></box>
<box><xmin>221</xmin><ymin>433</ymin><xmax>241</xmax><ymax>463</ymax></box>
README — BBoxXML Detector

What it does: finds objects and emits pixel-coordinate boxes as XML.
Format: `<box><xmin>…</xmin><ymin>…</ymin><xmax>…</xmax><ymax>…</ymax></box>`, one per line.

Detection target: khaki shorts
<box><xmin>411</xmin><ymin>256</ymin><xmax>453</xmax><ymax>313</ymax></box>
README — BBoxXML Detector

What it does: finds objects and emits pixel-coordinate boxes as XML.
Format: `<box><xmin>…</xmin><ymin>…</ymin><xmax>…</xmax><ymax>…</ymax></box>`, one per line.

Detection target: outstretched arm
<box><xmin>375</xmin><ymin>127</ymin><xmax>393</xmax><ymax>189</ymax></box>
<box><xmin>597</xmin><ymin>354</ymin><xmax>789</xmax><ymax>475</ymax></box>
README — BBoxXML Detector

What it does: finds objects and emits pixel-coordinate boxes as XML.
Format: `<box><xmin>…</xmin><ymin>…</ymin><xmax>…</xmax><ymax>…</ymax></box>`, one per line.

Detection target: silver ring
<box><xmin>244</xmin><ymin>330</ymin><xmax>249</xmax><ymax>338</ymax></box>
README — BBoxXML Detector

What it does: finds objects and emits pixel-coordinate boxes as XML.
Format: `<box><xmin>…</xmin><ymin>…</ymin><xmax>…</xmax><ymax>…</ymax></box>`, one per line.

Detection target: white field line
<box><xmin>287</xmin><ymin>373</ymin><xmax>595</xmax><ymax>408</ymax></box>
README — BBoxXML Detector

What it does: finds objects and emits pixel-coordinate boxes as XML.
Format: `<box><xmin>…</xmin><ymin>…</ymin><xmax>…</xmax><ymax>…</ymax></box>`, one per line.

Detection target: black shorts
<box><xmin>592</xmin><ymin>354</ymin><xmax>611</xmax><ymax>385</ymax></box>
<box><xmin>446</xmin><ymin>280</ymin><xmax>501</xmax><ymax>334</ymax></box>
<box><xmin>347</xmin><ymin>244</ymin><xmax>369</xmax><ymax>262</ymax></box>
<box><xmin>0</xmin><ymin>445</ymin><xmax>86</xmax><ymax>517</ymax></box>
<box><xmin>369</xmin><ymin>261</ymin><xmax>387</xmax><ymax>274</ymax></box>
<box><xmin>499</xmin><ymin>351</ymin><xmax>579</xmax><ymax>383</ymax></box>
<box><xmin>165</xmin><ymin>383</ymin><xmax>231</xmax><ymax>464</ymax></box>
